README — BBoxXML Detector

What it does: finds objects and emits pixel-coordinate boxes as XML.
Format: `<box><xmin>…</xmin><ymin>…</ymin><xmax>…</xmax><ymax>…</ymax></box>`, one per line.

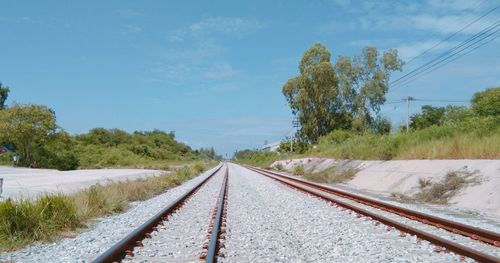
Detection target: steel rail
<box><xmin>205</xmin><ymin>166</ymin><xmax>229</xmax><ymax>263</ymax></box>
<box><xmin>244</xmin><ymin>165</ymin><xmax>500</xmax><ymax>263</ymax></box>
<box><xmin>92</xmin><ymin>163</ymin><xmax>224</xmax><ymax>263</ymax></box>
<box><xmin>248</xmin><ymin>165</ymin><xmax>500</xmax><ymax>247</ymax></box>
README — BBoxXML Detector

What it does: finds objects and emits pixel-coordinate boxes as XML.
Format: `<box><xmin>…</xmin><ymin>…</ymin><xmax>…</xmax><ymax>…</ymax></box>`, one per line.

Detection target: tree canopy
<box><xmin>0</xmin><ymin>104</ymin><xmax>58</xmax><ymax>165</ymax></box>
<box><xmin>471</xmin><ymin>87</ymin><xmax>499</xmax><ymax>117</ymax></box>
<box><xmin>282</xmin><ymin>43</ymin><xmax>403</xmax><ymax>143</ymax></box>
<box><xmin>0</xmin><ymin>82</ymin><xmax>9</xmax><ymax>110</ymax></box>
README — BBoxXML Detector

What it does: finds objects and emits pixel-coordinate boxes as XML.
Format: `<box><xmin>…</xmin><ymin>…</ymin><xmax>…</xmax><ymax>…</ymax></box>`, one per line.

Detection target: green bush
<box><xmin>310</xmin><ymin>116</ymin><xmax>500</xmax><ymax>160</ymax></box>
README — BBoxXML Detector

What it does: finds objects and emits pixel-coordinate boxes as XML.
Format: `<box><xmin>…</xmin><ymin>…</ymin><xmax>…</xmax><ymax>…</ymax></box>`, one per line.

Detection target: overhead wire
<box><xmin>391</xmin><ymin>21</ymin><xmax>500</xmax><ymax>89</ymax></box>
<box><xmin>388</xmin><ymin>3</ymin><xmax>500</xmax><ymax>91</ymax></box>
<box><xmin>404</xmin><ymin>1</ymin><xmax>497</xmax><ymax>65</ymax></box>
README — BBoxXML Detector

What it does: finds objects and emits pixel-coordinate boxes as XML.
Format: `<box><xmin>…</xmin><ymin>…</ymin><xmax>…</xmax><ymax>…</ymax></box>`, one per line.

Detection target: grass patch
<box><xmin>0</xmin><ymin>162</ymin><xmax>215</xmax><ymax>251</ymax></box>
<box><xmin>292</xmin><ymin>164</ymin><xmax>305</xmax><ymax>176</ymax></box>
<box><xmin>274</xmin><ymin>163</ymin><xmax>284</xmax><ymax>171</ymax></box>
<box><xmin>391</xmin><ymin>170</ymin><xmax>480</xmax><ymax>204</ymax></box>
<box><xmin>303</xmin><ymin>166</ymin><xmax>358</xmax><ymax>184</ymax></box>
<box><xmin>311</xmin><ymin>116</ymin><xmax>500</xmax><ymax>160</ymax></box>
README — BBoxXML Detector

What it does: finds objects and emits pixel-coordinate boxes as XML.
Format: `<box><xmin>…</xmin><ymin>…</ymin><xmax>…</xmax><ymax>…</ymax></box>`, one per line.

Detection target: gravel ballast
<box><xmin>221</xmin><ymin>163</ymin><xmax>469</xmax><ymax>263</ymax></box>
<box><xmin>0</xmin><ymin>165</ymin><xmax>222</xmax><ymax>263</ymax></box>
<box><xmin>123</xmin><ymin>166</ymin><xmax>225</xmax><ymax>262</ymax></box>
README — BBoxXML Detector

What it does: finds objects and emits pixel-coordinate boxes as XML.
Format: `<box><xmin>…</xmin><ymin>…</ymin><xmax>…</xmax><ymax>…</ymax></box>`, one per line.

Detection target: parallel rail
<box><xmin>245</xmin><ymin>165</ymin><xmax>500</xmax><ymax>263</ymax></box>
<box><xmin>92</xmin><ymin>164</ymin><xmax>224</xmax><ymax>263</ymax></box>
<box><xmin>205</xmin><ymin>167</ymin><xmax>229</xmax><ymax>263</ymax></box>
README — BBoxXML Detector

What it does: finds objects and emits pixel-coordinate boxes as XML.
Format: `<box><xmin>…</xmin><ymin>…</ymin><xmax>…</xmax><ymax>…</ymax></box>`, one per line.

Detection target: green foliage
<box><xmin>233</xmin><ymin>149</ymin><xmax>279</xmax><ymax>167</ymax></box>
<box><xmin>0</xmin><ymin>195</ymin><xmax>80</xmax><ymax>248</ymax></box>
<box><xmin>0</xmin><ymin>104</ymin><xmax>57</xmax><ymax>166</ymax></box>
<box><xmin>277</xmin><ymin>137</ymin><xmax>309</xmax><ymax>154</ymax></box>
<box><xmin>312</xmin><ymin>116</ymin><xmax>500</xmax><ymax>160</ymax></box>
<box><xmin>410</xmin><ymin>105</ymin><xmax>446</xmax><ymax>129</ymax></box>
<box><xmin>0</xmin><ymin>82</ymin><xmax>9</xmax><ymax>110</ymax></box>
<box><xmin>75</xmin><ymin>128</ymin><xmax>205</xmax><ymax>169</ymax></box>
<box><xmin>32</xmin><ymin>131</ymin><xmax>80</xmax><ymax>170</ymax></box>
<box><xmin>471</xmin><ymin>87</ymin><xmax>499</xmax><ymax>116</ymax></box>
<box><xmin>371</xmin><ymin>115</ymin><xmax>392</xmax><ymax>134</ymax></box>
<box><xmin>282</xmin><ymin>43</ymin><xmax>403</xmax><ymax>143</ymax></box>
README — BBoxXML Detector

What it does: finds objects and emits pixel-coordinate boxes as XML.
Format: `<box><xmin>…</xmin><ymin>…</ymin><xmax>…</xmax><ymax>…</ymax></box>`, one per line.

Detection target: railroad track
<box><xmin>90</xmin><ymin>162</ymin><xmax>499</xmax><ymax>262</ymax></box>
<box><xmin>244</xmin><ymin>165</ymin><xmax>500</xmax><ymax>263</ymax></box>
<box><xmin>92</xmin><ymin>163</ymin><xmax>228</xmax><ymax>263</ymax></box>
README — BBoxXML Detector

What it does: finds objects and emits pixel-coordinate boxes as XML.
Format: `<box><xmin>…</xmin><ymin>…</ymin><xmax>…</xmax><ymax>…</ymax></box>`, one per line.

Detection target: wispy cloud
<box><xmin>395</xmin><ymin>40</ymin><xmax>460</xmax><ymax>60</ymax></box>
<box><xmin>189</xmin><ymin>16</ymin><xmax>263</xmax><ymax>36</ymax></box>
<box><xmin>202</xmin><ymin>62</ymin><xmax>239</xmax><ymax>79</ymax></box>
<box><xmin>124</xmin><ymin>24</ymin><xmax>143</xmax><ymax>33</ymax></box>
<box><xmin>116</xmin><ymin>9</ymin><xmax>142</xmax><ymax>18</ymax></box>
<box><xmin>151</xmin><ymin>16</ymin><xmax>263</xmax><ymax>85</ymax></box>
<box><xmin>0</xmin><ymin>16</ymin><xmax>44</xmax><ymax>24</ymax></box>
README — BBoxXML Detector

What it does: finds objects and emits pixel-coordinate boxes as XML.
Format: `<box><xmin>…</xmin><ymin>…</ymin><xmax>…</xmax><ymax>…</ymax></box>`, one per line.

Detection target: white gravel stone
<box><xmin>0</xmin><ymin>165</ymin><xmax>221</xmax><ymax>263</ymax></box>
<box><xmin>221</xmin><ymin>163</ymin><xmax>470</xmax><ymax>263</ymax></box>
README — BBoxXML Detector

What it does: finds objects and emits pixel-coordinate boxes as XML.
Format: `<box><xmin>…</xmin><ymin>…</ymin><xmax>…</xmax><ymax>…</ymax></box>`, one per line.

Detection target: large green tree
<box><xmin>471</xmin><ymin>87</ymin><xmax>499</xmax><ymax>117</ymax></box>
<box><xmin>282</xmin><ymin>43</ymin><xmax>403</xmax><ymax>142</ymax></box>
<box><xmin>0</xmin><ymin>104</ymin><xmax>57</xmax><ymax>165</ymax></box>
<box><xmin>0</xmin><ymin>82</ymin><xmax>9</xmax><ymax>110</ymax></box>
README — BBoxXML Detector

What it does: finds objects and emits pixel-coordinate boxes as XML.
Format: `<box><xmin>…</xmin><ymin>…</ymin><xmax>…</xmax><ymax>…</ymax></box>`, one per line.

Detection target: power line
<box><xmin>390</xmin><ymin>19</ymin><xmax>500</xmax><ymax>90</ymax></box>
<box><xmin>404</xmin><ymin>2</ymin><xmax>499</xmax><ymax>65</ymax></box>
<box><xmin>391</xmin><ymin>19</ymin><xmax>500</xmax><ymax>86</ymax></box>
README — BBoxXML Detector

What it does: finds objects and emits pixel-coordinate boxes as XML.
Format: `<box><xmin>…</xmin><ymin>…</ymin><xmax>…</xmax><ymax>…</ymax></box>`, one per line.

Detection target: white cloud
<box><xmin>395</xmin><ymin>40</ymin><xmax>459</xmax><ymax>60</ymax></box>
<box><xmin>410</xmin><ymin>15</ymin><xmax>495</xmax><ymax>35</ymax></box>
<box><xmin>202</xmin><ymin>62</ymin><xmax>239</xmax><ymax>79</ymax></box>
<box><xmin>116</xmin><ymin>9</ymin><xmax>142</xmax><ymax>18</ymax></box>
<box><xmin>189</xmin><ymin>16</ymin><xmax>262</xmax><ymax>36</ymax></box>
<box><xmin>124</xmin><ymin>24</ymin><xmax>142</xmax><ymax>33</ymax></box>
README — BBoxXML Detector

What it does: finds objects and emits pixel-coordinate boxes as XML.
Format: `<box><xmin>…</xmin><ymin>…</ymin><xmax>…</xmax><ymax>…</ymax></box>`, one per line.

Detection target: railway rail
<box><xmin>244</xmin><ymin>165</ymin><xmax>500</xmax><ymax>263</ymax></box>
<box><xmin>92</xmin><ymin>163</ymin><xmax>227</xmax><ymax>263</ymax></box>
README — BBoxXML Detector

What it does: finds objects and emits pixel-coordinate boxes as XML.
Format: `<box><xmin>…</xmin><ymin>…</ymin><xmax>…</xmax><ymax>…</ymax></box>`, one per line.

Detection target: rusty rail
<box><xmin>245</xmin><ymin>165</ymin><xmax>500</xmax><ymax>263</ymax></box>
<box><xmin>204</xmin><ymin>166</ymin><xmax>229</xmax><ymax>263</ymax></box>
<box><xmin>92</xmin><ymin>163</ymin><xmax>224</xmax><ymax>263</ymax></box>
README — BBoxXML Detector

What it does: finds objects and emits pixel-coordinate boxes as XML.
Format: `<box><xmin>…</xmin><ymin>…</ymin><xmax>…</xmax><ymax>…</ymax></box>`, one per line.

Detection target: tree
<box><xmin>0</xmin><ymin>82</ymin><xmax>9</xmax><ymax>110</ymax></box>
<box><xmin>283</xmin><ymin>43</ymin><xmax>343</xmax><ymax>143</ymax></box>
<box><xmin>471</xmin><ymin>87</ymin><xmax>499</xmax><ymax>117</ymax></box>
<box><xmin>371</xmin><ymin>115</ymin><xmax>392</xmax><ymax>134</ymax></box>
<box><xmin>0</xmin><ymin>104</ymin><xmax>57</xmax><ymax>165</ymax></box>
<box><xmin>32</xmin><ymin>131</ymin><xmax>80</xmax><ymax>170</ymax></box>
<box><xmin>335</xmin><ymin>47</ymin><xmax>403</xmax><ymax>132</ymax></box>
<box><xmin>283</xmin><ymin>43</ymin><xmax>403</xmax><ymax>143</ymax></box>
<box><xmin>410</xmin><ymin>105</ymin><xmax>445</xmax><ymax>130</ymax></box>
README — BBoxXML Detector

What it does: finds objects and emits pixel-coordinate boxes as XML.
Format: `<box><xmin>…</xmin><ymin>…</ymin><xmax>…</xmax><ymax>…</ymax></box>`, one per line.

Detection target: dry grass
<box><xmin>391</xmin><ymin>170</ymin><xmax>480</xmax><ymax>204</ymax></box>
<box><xmin>0</xmin><ymin>162</ymin><xmax>215</xmax><ymax>251</ymax></box>
<box><xmin>292</xmin><ymin>164</ymin><xmax>305</xmax><ymax>175</ymax></box>
<box><xmin>303</xmin><ymin>166</ymin><xmax>358</xmax><ymax>184</ymax></box>
<box><xmin>274</xmin><ymin>163</ymin><xmax>284</xmax><ymax>171</ymax></box>
<box><xmin>395</xmin><ymin>134</ymin><xmax>500</xmax><ymax>159</ymax></box>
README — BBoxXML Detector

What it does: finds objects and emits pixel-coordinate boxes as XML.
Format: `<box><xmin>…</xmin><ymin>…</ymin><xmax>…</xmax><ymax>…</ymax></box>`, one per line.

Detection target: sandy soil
<box><xmin>271</xmin><ymin>158</ymin><xmax>500</xmax><ymax>218</ymax></box>
<box><xmin>0</xmin><ymin>166</ymin><xmax>166</xmax><ymax>200</ymax></box>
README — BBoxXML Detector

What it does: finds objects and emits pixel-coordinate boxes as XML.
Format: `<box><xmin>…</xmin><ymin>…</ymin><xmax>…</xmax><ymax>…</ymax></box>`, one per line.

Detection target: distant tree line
<box><xmin>0</xmin><ymin>83</ymin><xmax>221</xmax><ymax>170</ymax></box>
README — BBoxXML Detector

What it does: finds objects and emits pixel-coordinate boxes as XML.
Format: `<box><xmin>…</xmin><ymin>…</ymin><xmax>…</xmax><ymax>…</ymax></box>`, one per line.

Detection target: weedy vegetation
<box><xmin>303</xmin><ymin>166</ymin><xmax>358</xmax><ymax>184</ymax></box>
<box><xmin>0</xmin><ymin>162</ymin><xmax>214</xmax><ymax>251</ymax></box>
<box><xmin>391</xmin><ymin>169</ymin><xmax>480</xmax><ymax>204</ymax></box>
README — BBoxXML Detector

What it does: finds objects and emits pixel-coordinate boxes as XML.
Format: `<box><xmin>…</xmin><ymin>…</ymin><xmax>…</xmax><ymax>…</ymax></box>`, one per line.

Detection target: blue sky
<box><xmin>1</xmin><ymin>0</ymin><xmax>499</xmax><ymax>156</ymax></box>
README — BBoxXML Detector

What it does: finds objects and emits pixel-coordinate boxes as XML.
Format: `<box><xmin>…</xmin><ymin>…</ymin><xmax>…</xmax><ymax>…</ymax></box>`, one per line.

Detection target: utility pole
<box><xmin>405</xmin><ymin>96</ymin><xmax>414</xmax><ymax>132</ymax></box>
<box><xmin>291</xmin><ymin>117</ymin><xmax>300</xmax><ymax>152</ymax></box>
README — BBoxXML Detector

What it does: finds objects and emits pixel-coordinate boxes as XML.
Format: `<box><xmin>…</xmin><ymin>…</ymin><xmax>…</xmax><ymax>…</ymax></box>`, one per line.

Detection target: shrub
<box><xmin>292</xmin><ymin>164</ymin><xmax>305</xmax><ymax>175</ymax></box>
<box><xmin>471</xmin><ymin>87</ymin><xmax>500</xmax><ymax>116</ymax></box>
